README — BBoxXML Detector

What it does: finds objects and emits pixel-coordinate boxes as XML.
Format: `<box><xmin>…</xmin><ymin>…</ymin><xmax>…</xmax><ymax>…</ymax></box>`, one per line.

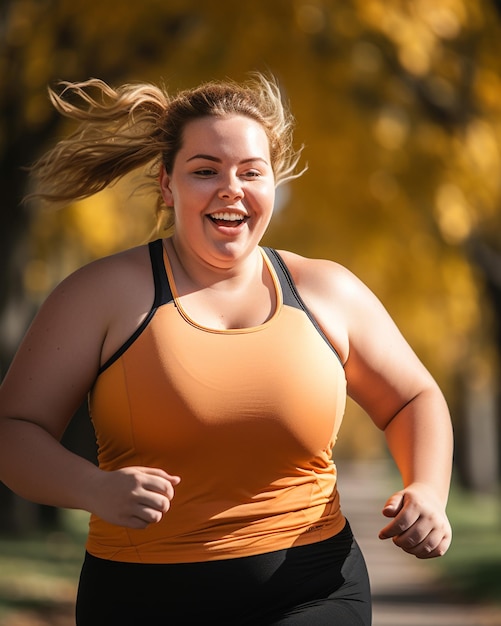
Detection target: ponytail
<box><xmin>27</xmin><ymin>79</ymin><xmax>169</xmax><ymax>209</ymax></box>
<box><xmin>27</xmin><ymin>73</ymin><xmax>305</xmax><ymax>232</ymax></box>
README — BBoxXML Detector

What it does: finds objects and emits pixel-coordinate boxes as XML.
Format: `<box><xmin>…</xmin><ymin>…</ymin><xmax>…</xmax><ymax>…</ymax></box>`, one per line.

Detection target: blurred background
<box><xmin>1</xmin><ymin>0</ymin><xmax>500</xmax><ymax>623</ymax></box>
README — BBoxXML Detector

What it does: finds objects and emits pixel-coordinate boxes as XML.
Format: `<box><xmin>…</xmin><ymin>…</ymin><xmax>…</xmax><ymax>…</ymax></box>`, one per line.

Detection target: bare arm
<box><xmin>282</xmin><ymin>251</ymin><xmax>453</xmax><ymax>558</ymax></box>
<box><xmin>344</xmin><ymin>283</ymin><xmax>453</xmax><ymax>558</ymax></box>
<box><xmin>0</xmin><ymin>250</ymin><xmax>179</xmax><ymax>528</ymax></box>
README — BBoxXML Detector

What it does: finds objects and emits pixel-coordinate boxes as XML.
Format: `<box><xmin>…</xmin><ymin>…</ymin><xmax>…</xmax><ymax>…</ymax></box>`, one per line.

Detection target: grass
<box><xmin>0</xmin><ymin>480</ymin><xmax>500</xmax><ymax>623</ymax></box>
<box><xmin>0</xmin><ymin>509</ymin><xmax>88</xmax><ymax>624</ymax></box>
<box><xmin>434</xmin><ymin>479</ymin><xmax>501</xmax><ymax>606</ymax></box>
<box><xmin>362</xmin><ymin>460</ymin><xmax>501</xmax><ymax>608</ymax></box>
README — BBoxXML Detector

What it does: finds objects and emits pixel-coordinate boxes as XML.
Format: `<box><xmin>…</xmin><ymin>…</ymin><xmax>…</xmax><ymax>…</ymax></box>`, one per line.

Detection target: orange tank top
<box><xmin>87</xmin><ymin>240</ymin><xmax>347</xmax><ymax>563</ymax></box>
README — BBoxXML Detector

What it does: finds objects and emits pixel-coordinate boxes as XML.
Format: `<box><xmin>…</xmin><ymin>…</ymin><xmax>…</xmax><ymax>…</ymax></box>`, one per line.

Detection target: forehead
<box><xmin>180</xmin><ymin>114</ymin><xmax>271</xmax><ymax>158</ymax></box>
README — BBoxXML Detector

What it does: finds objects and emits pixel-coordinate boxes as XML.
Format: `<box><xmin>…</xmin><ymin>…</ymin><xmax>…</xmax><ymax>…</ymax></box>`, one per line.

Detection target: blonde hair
<box><xmin>27</xmin><ymin>73</ymin><xmax>305</xmax><ymax>231</ymax></box>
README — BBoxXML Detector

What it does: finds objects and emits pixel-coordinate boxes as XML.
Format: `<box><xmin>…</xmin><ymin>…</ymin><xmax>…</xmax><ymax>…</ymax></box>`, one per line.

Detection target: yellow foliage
<box><xmin>6</xmin><ymin>0</ymin><xmax>501</xmax><ymax>456</ymax></box>
<box><xmin>434</xmin><ymin>183</ymin><xmax>474</xmax><ymax>244</ymax></box>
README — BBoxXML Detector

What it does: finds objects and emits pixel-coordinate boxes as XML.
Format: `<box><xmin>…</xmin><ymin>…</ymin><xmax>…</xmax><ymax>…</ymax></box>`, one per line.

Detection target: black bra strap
<box><xmin>263</xmin><ymin>247</ymin><xmax>343</xmax><ymax>366</ymax></box>
<box><xmin>149</xmin><ymin>238</ymin><xmax>175</xmax><ymax>306</ymax></box>
<box><xmin>97</xmin><ymin>240</ymin><xmax>173</xmax><ymax>374</ymax></box>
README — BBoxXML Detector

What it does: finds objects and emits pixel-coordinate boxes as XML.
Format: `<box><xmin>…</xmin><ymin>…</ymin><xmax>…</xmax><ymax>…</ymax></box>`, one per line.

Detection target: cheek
<box><xmin>257</xmin><ymin>187</ymin><xmax>276</xmax><ymax>214</ymax></box>
<box><xmin>171</xmin><ymin>186</ymin><xmax>203</xmax><ymax>214</ymax></box>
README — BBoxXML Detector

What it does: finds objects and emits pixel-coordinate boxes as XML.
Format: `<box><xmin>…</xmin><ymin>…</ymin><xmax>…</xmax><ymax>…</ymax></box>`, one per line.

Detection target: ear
<box><xmin>159</xmin><ymin>166</ymin><xmax>174</xmax><ymax>206</ymax></box>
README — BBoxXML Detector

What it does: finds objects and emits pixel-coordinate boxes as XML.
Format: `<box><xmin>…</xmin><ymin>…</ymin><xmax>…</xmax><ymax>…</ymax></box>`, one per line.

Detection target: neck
<box><xmin>165</xmin><ymin>237</ymin><xmax>263</xmax><ymax>294</ymax></box>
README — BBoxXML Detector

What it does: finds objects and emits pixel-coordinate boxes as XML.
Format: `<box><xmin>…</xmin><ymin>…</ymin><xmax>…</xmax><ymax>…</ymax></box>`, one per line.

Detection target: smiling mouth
<box><xmin>208</xmin><ymin>212</ymin><xmax>248</xmax><ymax>227</ymax></box>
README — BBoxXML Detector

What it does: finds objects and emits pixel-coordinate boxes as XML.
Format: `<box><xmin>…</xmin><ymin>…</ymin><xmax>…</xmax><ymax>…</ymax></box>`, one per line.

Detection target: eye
<box><xmin>241</xmin><ymin>169</ymin><xmax>262</xmax><ymax>179</ymax></box>
<box><xmin>194</xmin><ymin>168</ymin><xmax>217</xmax><ymax>177</ymax></box>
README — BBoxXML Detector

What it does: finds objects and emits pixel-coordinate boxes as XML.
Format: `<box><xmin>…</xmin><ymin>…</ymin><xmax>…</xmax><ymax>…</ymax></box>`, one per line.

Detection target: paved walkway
<box><xmin>3</xmin><ymin>460</ymin><xmax>501</xmax><ymax>626</ymax></box>
<box><xmin>337</xmin><ymin>459</ymin><xmax>501</xmax><ymax>626</ymax></box>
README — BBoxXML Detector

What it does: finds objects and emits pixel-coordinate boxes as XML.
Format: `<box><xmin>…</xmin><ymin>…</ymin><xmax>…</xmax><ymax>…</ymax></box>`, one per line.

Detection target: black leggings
<box><xmin>76</xmin><ymin>520</ymin><xmax>371</xmax><ymax>625</ymax></box>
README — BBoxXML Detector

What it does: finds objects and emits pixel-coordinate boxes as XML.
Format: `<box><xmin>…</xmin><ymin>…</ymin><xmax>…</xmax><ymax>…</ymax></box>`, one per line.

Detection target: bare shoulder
<box><xmin>274</xmin><ymin>250</ymin><xmax>370</xmax><ymax>364</ymax></box>
<box><xmin>55</xmin><ymin>243</ymin><xmax>151</xmax><ymax>298</ymax></box>
<box><xmin>275</xmin><ymin>249</ymin><xmax>367</xmax><ymax>305</ymax></box>
<box><xmin>0</xmin><ymin>243</ymin><xmax>154</xmax><ymax>434</ymax></box>
<box><xmin>274</xmin><ymin>250</ymin><xmax>440</xmax><ymax>428</ymax></box>
<box><xmin>46</xmin><ymin>242</ymin><xmax>155</xmax><ymax>365</ymax></box>
<box><xmin>40</xmin><ymin>244</ymin><xmax>153</xmax><ymax>327</ymax></box>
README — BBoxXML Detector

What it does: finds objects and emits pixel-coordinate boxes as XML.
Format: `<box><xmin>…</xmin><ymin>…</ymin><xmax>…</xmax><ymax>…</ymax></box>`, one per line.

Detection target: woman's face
<box><xmin>160</xmin><ymin>114</ymin><xmax>276</xmax><ymax>269</ymax></box>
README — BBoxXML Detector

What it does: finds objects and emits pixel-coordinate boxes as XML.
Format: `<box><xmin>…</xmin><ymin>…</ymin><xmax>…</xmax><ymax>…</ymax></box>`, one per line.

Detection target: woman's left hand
<box><xmin>378</xmin><ymin>483</ymin><xmax>452</xmax><ymax>559</ymax></box>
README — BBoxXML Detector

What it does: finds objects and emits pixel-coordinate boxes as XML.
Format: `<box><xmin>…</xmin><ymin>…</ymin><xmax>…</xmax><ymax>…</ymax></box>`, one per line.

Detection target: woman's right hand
<box><xmin>89</xmin><ymin>466</ymin><xmax>181</xmax><ymax>529</ymax></box>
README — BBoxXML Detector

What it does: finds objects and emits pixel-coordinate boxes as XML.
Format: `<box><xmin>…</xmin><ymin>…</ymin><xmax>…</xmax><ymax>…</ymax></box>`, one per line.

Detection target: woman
<box><xmin>0</xmin><ymin>74</ymin><xmax>453</xmax><ymax>625</ymax></box>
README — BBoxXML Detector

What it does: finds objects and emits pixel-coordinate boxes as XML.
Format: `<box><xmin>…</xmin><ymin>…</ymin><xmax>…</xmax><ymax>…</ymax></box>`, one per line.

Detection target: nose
<box><xmin>218</xmin><ymin>173</ymin><xmax>243</xmax><ymax>200</ymax></box>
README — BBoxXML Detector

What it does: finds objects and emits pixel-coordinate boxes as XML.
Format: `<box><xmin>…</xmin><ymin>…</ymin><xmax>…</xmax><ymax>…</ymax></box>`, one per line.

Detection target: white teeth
<box><xmin>210</xmin><ymin>212</ymin><xmax>246</xmax><ymax>221</ymax></box>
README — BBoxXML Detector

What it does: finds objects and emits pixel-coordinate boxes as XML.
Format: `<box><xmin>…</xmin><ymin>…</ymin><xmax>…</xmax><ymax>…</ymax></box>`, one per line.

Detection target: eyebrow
<box><xmin>186</xmin><ymin>154</ymin><xmax>269</xmax><ymax>165</ymax></box>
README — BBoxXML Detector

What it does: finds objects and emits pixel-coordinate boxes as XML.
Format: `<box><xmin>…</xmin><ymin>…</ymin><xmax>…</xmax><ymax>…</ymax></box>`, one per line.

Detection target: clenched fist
<box><xmin>88</xmin><ymin>466</ymin><xmax>181</xmax><ymax>528</ymax></box>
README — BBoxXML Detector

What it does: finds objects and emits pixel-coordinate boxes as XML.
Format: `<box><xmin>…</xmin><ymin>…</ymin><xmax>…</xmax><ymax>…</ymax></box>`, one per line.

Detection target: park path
<box><xmin>337</xmin><ymin>459</ymin><xmax>501</xmax><ymax>626</ymax></box>
<box><xmin>3</xmin><ymin>459</ymin><xmax>501</xmax><ymax>626</ymax></box>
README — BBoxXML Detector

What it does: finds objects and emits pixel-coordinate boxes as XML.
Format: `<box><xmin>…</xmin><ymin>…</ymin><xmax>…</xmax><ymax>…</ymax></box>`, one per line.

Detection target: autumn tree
<box><xmin>2</xmin><ymin>0</ymin><xmax>501</xmax><ymax>531</ymax></box>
